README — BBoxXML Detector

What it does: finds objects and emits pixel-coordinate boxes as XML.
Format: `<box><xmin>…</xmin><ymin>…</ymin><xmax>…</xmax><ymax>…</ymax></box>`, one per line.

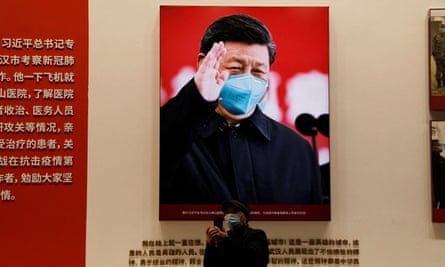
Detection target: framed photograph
<box><xmin>431</xmin><ymin>121</ymin><xmax>445</xmax><ymax>222</ymax></box>
<box><xmin>429</xmin><ymin>8</ymin><xmax>445</xmax><ymax>110</ymax></box>
<box><xmin>160</xmin><ymin>6</ymin><xmax>330</xmax><ymax>221</ymax></box>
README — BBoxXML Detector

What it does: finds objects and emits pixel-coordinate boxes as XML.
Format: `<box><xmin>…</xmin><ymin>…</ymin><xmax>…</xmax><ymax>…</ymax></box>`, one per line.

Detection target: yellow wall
<box><xmin>86</xmin><ymin>0</ymin><xmax>445</xmax><ymax>266</ymax></box>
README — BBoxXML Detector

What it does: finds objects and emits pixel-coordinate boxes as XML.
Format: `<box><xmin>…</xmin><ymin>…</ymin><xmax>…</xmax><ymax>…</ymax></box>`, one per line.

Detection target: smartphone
<box><xmin>213</xmin><ymin>217</ymin><xmax>224</xmax><ymax>229</ymax></box>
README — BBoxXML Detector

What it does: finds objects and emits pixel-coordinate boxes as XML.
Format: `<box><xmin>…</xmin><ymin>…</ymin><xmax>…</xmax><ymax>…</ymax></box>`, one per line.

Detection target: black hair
<box><xmin>200</xmin><ymin>14</ymin><xmax>276</xmax><ymax>66</ymax></box>
<box><xmin>222</xmin><ymin>200</ymin><xmax>250</xmax><ymax>221</ymax></box>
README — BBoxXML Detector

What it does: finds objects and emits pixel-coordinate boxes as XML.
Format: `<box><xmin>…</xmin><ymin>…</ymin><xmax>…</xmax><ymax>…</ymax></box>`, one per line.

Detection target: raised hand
<box><xmin>206</xmin><ymin>225</ymin><xmax>227</xmax><ymax>246</ymax></box>
<box><xmin>194</xmin><ymin>41</ymin><xmax>229</xmax><ymax>101</ymax></box>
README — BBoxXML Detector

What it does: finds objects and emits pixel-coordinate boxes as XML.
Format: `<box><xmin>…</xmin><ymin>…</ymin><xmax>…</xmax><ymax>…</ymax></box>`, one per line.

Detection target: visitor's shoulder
<box><xmin>246</xmin><ymin>226</ymin><xmax>267</xmax><ymax>236</ymax></box>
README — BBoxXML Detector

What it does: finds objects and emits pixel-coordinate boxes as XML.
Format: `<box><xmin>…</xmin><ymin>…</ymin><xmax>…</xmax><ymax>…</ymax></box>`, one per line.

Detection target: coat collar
<box><xmin>199</xmin><ymin>108</ymin><xmax>271</xmax><ymax>141</ymax></box>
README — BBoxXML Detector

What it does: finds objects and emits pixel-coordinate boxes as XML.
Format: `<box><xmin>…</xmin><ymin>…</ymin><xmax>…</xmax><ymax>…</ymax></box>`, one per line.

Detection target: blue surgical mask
<box><xmin>224</xmin><ymin>213</ymin><xmax>243</xmax><ymax>231</ymax></box>
<box><xmin>219</xmin><ymin>74</ymin><xmax>268</xmax><ymax>116</ymax></box>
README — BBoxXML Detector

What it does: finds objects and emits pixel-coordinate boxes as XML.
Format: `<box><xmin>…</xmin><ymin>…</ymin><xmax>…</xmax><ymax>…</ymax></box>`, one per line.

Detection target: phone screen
<box><xmin>213</xmin><ymin>217</ymin><xmax>223</xmax><ymax>229</ymax></box>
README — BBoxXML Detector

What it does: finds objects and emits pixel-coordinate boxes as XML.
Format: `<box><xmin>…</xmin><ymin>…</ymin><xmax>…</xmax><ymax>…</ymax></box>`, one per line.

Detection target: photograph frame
<box><xmin>431</xmin><ymin>120</ymin><xmax>445</xmax><ymax>222</ymax></box>
<box><xmin>159</xmin><ymin>6</ymin><xmax>330</xmax><ymax>221</ymax></box>
<box><xmin>429</xmin><ymin>8</ymin><xmax>445</xmax><ymax>110</ymax></box>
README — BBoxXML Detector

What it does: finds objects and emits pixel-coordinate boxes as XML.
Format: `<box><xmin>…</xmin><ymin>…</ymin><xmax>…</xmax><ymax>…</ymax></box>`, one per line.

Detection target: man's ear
<box><xmin>197</xmin><ymin>53</ymin><xmax>206</xmax><ymax>68</ymax></box>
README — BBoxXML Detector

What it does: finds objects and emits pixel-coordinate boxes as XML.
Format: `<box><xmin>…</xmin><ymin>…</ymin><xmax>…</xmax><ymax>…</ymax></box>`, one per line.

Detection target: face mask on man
<box><xmin>224</xmin><ymin>213</ymin><xmax>243</xmax><ymax>231</ymax></box>
<box><xmin>219</xmin><ymin>73</ymin><xmax>268</xmax><ymax>116</ymax></box>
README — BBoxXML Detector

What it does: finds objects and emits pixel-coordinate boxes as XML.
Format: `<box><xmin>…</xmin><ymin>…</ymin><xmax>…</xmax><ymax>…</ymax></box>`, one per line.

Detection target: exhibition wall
<box><xmin>85</xmin><ymin>0</ymin><xmax>445</xmax><ymax>266</ymax></box>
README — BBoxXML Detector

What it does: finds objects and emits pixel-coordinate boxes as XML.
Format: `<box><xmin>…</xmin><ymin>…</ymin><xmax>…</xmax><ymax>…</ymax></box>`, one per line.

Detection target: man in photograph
<box><xmin>160</xmin><ymin>14</ymin><xmax>325</xmax><ymax>204</ymax></box>
<box><xmin>432</xmin><ymin>24</ymin><xmax>445</xmax><ymax>89</ymax></box>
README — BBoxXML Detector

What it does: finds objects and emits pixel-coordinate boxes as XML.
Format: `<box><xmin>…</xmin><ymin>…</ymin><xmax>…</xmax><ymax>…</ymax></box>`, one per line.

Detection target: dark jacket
<box><xmin>433</xmin><ymin>32</ymin><xmax>445</xmax><ymax>61</ymax></box>
<box><xmin>204</xmin><ymin>225</ymin><xmax>269</xmax><ymax>267</ymax></box>
<box><xmin>160</xmin><ymin>79</ymin><xmax>325</xmax><ymax>204</ymax></box>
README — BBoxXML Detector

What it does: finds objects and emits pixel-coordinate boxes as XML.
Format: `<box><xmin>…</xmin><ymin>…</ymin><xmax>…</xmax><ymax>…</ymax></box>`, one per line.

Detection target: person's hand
<box><xmin>194</xmin><ymin>42</ymin><xmax>229</xmax><ymax>102</ymax></box>
<box><xmin>206</xmin><ymin>226</ymin><xmax>227</xmax><ymax>246</ymax></box>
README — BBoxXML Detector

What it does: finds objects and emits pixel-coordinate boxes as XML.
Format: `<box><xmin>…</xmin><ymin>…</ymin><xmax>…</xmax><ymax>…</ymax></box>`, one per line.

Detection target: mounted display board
<box><xmin>0</xmin><ymin>1</ymin><xmax>88</xmax><ymax>266</ymax></box>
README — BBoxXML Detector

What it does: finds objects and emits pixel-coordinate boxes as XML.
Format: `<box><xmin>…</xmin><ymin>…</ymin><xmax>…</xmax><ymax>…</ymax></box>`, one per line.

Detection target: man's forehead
<box><xmin>223</xmin><ymin>42</ymin><xmax>269</xmax><ymax>66</ymax></box>
<box><xmin>225</xmin><ymin>55</ymin><xmax>269</xmax><ymax>67</ymax></box>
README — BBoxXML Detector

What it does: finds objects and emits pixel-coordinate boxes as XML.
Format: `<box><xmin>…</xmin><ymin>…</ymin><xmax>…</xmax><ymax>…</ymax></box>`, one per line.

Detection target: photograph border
<box><xmin>159</xmin><ymin>5</ymin><xmax>330</xmax><ymax>221</ymax></box>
